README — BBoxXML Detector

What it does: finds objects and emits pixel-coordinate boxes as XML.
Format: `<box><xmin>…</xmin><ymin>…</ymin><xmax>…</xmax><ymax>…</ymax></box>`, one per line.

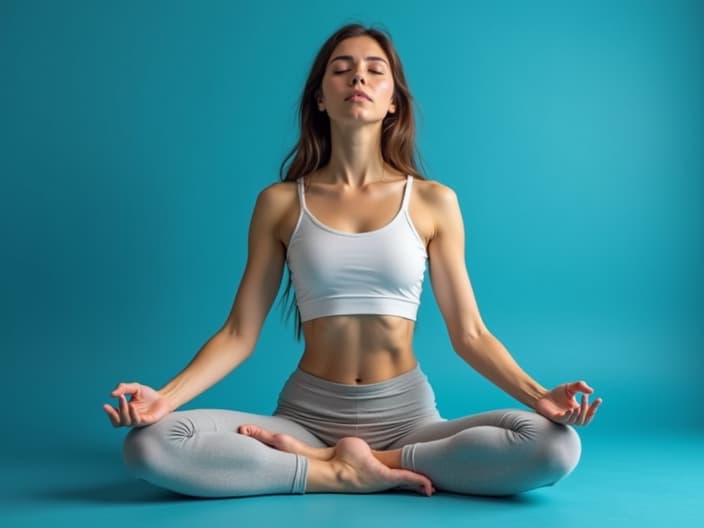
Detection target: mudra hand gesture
<box><xmin>103</xmin><ymin>382</ymin><xmax>172</xmax><ymax>428</ymax></box>
<box><xmin>534</xmin><ymin>381</ymin><xmax>602</xmax><ymax>426</ymax></box>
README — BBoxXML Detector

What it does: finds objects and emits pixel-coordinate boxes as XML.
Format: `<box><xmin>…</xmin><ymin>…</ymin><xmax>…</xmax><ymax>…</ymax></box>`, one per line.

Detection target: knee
<box><xmin>536</xmin><ymin>420</ymin><xmax>582</xmax><ymax>484</ymax></box>
<box><xmin>502</xmin><ymin>410</ymin><xmax>582</xmax><ymax>485</ymax></box>
<box><xmin>122</xmin><ymin>425</ymin><xmax>160</xmax><ymax>477</ymax></box>
<box><xmin>122</xmin><ymin>412</ymin><xmax>194</xmax><ymax>477</ymax></box>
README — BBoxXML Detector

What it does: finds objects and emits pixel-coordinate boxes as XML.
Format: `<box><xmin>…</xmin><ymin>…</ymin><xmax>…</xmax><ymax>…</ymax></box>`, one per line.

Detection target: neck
<box><xmin>323</xmin><ymin>121</ymin><xmax>385</xmax><ymax>187</ymax></box>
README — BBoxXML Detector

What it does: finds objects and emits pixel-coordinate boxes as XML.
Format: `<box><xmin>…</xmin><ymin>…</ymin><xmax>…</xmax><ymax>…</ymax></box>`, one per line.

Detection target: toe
<box><xmin>237</xmin><ymin>424</ymin><xmax>260</xmax><ymax>436</ymax></box>
<box><xmin>238</xmin><ymin>425</ymin><xmax>301</xmax><ymax>453</ymax></box>
<box><xmin>393</xmin><ymin>468</ymin><xmax>434</xmax><ymax>496</ymax></box>
<box><xmin>238</xmin><ymin>424</ymin><xmax>277</xmax><ymax>447</ymax></box>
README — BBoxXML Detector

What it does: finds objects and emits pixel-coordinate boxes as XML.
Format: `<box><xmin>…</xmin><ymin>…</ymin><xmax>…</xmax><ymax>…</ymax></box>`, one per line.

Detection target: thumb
<box><xmin>111</xmin><ymin>382</ymin><xmax>141</xmax><ymax>397</ymax></box>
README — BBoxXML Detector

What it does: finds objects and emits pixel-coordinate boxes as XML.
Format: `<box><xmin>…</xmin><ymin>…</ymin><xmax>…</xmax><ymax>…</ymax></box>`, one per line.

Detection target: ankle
<box><xmin>372</xmin><ymin>448</ymin><xmax>402</xmax><ymax>469</ymax></box>
<box><xmin>305</xmin><ymin>457</ymin><xmax>350</xmax><ymax>493</ymax></box>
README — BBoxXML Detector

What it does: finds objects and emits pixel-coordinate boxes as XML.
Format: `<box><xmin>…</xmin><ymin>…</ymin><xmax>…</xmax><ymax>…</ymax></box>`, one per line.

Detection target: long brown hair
<box><xmin>278</xmin><ymin>23</ymin><xmax>427</xmax><ymax>340</ymax></box>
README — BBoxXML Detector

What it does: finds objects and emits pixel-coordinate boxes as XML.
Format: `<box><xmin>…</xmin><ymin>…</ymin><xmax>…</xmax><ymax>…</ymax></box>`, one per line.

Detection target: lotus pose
<box><xmin>104</xmin><ymin>23</ymin><xmax>602</xmax><ymax>498</ymax></box>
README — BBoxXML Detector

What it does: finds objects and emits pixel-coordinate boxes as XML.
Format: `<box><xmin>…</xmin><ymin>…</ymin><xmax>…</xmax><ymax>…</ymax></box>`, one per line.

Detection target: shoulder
<box><xmin>256</xmin><ymin>180</ymin><xmax>297</xmax><ymax>206</ymax></box>
<box><xmin>251</xmin><ymin>180</ymin><xmax>299</xmax><ymax>220</ymax></box>
<box><xmin>412</xmin><ymin>178</ymin><xmax>462</xmax><ymax>242</ymax></box>
<box><xmin>246</xmin><ymin>180</ymin><xmax>298</xmax><ymax>229</ymax></box>
<box><xmin>413</xmin><ymin>178</ymin><xmax>460</xmax><ymax>224</ymax></box>
<box><xmin>413</xmin><ymin>178</ymin><xmax>458</xmax><ymax>207</ymax></box>
<box><xmin>250</xmin><ymin>180</ymin><xmax>300</xmax><ymax>244</ymax></box>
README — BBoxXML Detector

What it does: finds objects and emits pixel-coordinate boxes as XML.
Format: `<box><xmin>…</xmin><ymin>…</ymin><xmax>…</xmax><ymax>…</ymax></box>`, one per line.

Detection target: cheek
<box><xmin>375</xmin><ymin>79</ymin><xmax>394</xmax><ymax>97</ymax></box>
<box><xmin>322</xmin><ymin>76</ymin><xmax>345</xmax><ymax>96</ymax></box>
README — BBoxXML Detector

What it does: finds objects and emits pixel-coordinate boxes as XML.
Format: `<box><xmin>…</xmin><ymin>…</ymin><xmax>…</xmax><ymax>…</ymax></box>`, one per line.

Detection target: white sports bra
<box><xmin>285</xmin><ymin>175</ymin><xmax>428</xmax><ymax>322</ymax></box>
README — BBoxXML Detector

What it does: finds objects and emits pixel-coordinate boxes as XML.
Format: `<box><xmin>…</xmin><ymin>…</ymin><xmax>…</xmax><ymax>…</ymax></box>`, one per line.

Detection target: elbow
<box><xmin>219</xmin><ymin>326</ymin><xmax>258</xmax><ymax>357</ymax></box>
<box><xmin>450</xmin><ymin>325</ymin><xmax>490</xmax><ymax>353</ymax></box>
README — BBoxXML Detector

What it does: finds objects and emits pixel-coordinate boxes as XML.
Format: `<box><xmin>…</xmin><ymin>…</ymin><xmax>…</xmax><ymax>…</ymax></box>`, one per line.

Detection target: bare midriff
<box><xmin>297</xmin><ymin>314</ymin><xmax>418</xmax><ymax>385</ymax></box>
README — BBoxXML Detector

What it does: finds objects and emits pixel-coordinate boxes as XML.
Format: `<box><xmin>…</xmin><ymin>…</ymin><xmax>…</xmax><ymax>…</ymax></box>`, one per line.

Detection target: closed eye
<box><xmin>333</xmin><ymin>69</ymin><xmax>384</xmax><ymax>75</ymax></box>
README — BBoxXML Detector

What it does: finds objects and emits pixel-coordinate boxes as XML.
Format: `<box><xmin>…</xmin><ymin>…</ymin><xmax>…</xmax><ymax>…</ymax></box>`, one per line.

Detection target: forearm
<box><xmin>453</xmin><ymin>331</ymin><xmax>548</xmax><ymax>409</ymax></box>
<box><xmin>158</xmin><ymin>330</ymin><xmax>254</xmax><ymax>411</ymax></box>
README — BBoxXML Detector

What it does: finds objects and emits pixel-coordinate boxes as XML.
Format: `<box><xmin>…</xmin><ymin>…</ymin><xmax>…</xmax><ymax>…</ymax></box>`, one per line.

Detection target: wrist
<box><xmin>524</xmin><ymin>383</ymin><xmax>549</xmax><ymax>410</ymax></box>
<box><xmin>157</xmin><ymin>387</ymin><xmax>179</xmax><ymax>412</ymax></box>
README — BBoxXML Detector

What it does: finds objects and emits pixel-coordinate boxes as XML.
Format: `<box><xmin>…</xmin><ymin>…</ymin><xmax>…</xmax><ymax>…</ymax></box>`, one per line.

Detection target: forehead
<box><xmin>328</xmin><ymin>36</ymin><xmax>389</xmax><ymax>65</ymax></box>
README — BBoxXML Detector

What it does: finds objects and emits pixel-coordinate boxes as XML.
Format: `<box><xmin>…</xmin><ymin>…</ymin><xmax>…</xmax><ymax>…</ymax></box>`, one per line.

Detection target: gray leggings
<box><xmin>123</xmin><ymin>365</ymin><xmax>581</xmax><ymax>497</ymax></box>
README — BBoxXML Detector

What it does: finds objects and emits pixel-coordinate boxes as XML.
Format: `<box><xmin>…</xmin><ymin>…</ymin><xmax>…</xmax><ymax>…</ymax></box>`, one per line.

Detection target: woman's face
<box><xmin>318</xmin><ymin>36</ymin><xmax>396</xmax><ymax>127</ymax></box>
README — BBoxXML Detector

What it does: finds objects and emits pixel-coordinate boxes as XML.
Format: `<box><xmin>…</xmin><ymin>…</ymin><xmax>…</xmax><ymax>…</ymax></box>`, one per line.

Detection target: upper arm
<box><xmin>426</xmin><ymin>183</ymin><xmax>488</xmax><ymax>345</ymax></box>
<box><xmin>220</xmin><ymin>184</ymin><xmax>287</xmax><ymax>347</ymax></box>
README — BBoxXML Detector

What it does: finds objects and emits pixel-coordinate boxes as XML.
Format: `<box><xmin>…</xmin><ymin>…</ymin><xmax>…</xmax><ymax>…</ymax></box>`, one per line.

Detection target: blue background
<box><xmin>2</xmin><ymin>0</ymin><xmax>702</xmax><ymax>526</ymax></box>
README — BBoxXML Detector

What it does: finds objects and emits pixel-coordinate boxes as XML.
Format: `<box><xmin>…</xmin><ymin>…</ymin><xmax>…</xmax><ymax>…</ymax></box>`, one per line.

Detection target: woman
<box><xmin>104</xmin><ymin>23</ymin><xmax>602</xmax><ymax>498</ymax></box>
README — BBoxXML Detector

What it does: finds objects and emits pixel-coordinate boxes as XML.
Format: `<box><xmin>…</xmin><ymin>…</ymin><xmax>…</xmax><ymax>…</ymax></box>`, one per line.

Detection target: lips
<box><xmin>347</xmin><ymin>90</ymin><xmax>371</xmax><ymax>101</ymax></box>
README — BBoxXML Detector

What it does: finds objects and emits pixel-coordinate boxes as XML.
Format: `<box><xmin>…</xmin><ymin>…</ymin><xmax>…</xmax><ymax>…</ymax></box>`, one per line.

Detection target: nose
<box><xmin>351</xmin><ymin>72</ymin><xmax>365</xmax><ymax>86</ymax></box>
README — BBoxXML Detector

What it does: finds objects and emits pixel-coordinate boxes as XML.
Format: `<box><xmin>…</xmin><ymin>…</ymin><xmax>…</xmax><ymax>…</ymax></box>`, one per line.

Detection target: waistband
<box><xmin>286</xmin><ymin>363</ymin><xmax>430</xmax><ymax>399</ymax></box>
<box><xmin>273</xmin><ymin>362</ymin><xmax>441</xmax><ymax>448</ymax></box>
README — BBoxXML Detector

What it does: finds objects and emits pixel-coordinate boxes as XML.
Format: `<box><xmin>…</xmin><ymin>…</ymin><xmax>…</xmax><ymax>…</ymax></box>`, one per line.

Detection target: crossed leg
<box><xmin>226</xmin><ymin>423</ymin><xmax>436</xmax><ymax>495</ymax></box>
<box><xmin>241</xmin><ymin>408</ymin><xmax>582</xmax><ymax>497</ymax></box>
<box><xmin>122</xmin><ymin>408</ymin><xmax>433</xmax><ymax>498</ymax></box>
<box><xmin>388</xmin><ymin>408</ymin><xmax>582</xmax><ymax>495</ymax></box>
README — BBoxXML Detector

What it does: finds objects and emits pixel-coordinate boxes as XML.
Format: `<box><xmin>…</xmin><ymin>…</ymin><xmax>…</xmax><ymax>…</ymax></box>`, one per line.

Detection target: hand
<box><xmin>103</xmin><ymin>382</ymin><xmax>172</xmax><ymax>428</ymax></box>
<box><xmin>534</xmin><ymin>380</ymin><xmax>602</xmax><ymax>426</ymax></box>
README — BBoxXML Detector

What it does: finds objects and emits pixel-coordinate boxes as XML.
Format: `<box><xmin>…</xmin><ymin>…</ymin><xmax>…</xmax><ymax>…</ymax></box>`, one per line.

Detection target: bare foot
<box><xmin>314</xmin><ymin>437</ymin><xmax>435</xmax><ymax>496</ymax></box>
<box><xmin>238</xmin><ymin>424</ymin><xmax>335</xmax><ymax>460</ymax></box>
<box><xmin>239</xmin><ymin>425</ymin><xmax>434</xmax><ymax>496</ymax></box>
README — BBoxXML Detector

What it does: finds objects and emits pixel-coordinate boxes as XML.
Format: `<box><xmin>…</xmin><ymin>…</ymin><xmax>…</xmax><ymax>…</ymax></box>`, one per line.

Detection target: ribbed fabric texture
<box><xmin>291</xmin><ymin>454</ymin><xmax>308</xmax><ymax>494</ymax></box>
<box><xmin>286</xmin><ymin>175</ymin><xmax>428</xmax><ymax>322</ymax></box>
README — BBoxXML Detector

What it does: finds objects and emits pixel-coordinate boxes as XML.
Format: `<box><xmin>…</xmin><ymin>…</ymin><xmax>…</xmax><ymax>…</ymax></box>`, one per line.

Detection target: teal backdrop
<box><xmin>1</xmin><ymin>0</ymin><xmax>702</xmax><ymax>460</ymax></box>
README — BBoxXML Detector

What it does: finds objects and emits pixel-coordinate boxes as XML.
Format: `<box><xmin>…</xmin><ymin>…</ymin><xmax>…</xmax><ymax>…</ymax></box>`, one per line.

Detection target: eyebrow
<box><xmin>329</xmin><ymin>55</ymin><xmax>389</xmax><ymax>66</ymax></box>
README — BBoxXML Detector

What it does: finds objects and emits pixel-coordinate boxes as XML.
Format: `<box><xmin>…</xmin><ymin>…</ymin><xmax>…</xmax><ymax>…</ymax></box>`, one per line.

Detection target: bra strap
<box><xmin>297</xmin><ymin>177</ymin><xmax>307</xmax><ymax>211</ymax></box>
<box><xmin>400</xmin><ymin>175</ymin><xmax>413</xmax><ymax>211</ymax></box>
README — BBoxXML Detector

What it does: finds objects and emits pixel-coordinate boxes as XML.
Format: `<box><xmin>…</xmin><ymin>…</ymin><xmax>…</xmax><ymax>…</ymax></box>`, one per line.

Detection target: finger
<box><xmin>587</xmin><ymin>403</ymin><xmax>602</xmax><ymax>424</ymax></box>
<box><xmin>103</xmin><ymin>404</ymin><xmax>119</xmax><ymax>427</ymax></box>
<box><xmin>563</xmin><ymin>385</ymin><xmax>579</xmax><ymax>403</ymax></box>
<box><xmin>567</xmin><ymin>407</ymin><xmax>581</xmax><ymax>425</ymax></box>
<box><xmin>584</xmin><ymin>401</ymin><xmax>599</xmax><ymax>425</ymax></box>
<box><xmin>564</xmin><ymin>408</ymin><xmax>577</xmax><ymax>425</ymax></box>
<box><xmin>565</xmin><ymin>381</ymin><xmax>592</xmax><ymax>397</ymax></box>
<box><xmin>592</xmin><ymin>397</ymin><xmax>603</xmax><ymax>411</ymax></box>
<box><xmin>584</xmin><ymin>408</ymin><xmax>597</xmax><ymax>426</ymax></box>
<box><xmin>578</xmin><ymin>393</ymin><xmax>589</xmax><ymax>425</ymax></box>
<box><xmin>128</xmin><ymin>401</ymin><xmax>141</xmax><ymax>426</ymax></box>
<box><xmin>118</xmin><ymin>394</ymin><xmax>132</xmax><ymax>426</ymax></box>
<box><xmin>586</xmin><ymin>398</ymin><xmax>603</xmax><ymax>420</ymax></box>
<box><xmin>111</xmin><ymin>382</ymin><xmax>140</xmax><ymax>398</ymax></box>
<box><xmin>554</xmin><ymin>408</ymin><xmax>573</xmax><ymax>425</ymax></box>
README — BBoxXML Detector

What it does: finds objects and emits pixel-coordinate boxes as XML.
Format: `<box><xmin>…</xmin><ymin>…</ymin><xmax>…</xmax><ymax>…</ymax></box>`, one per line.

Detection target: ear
<box><xmin>315</xmin><ymin>89</ymin><xmax>325</xmax><ymax>112</ymax></box>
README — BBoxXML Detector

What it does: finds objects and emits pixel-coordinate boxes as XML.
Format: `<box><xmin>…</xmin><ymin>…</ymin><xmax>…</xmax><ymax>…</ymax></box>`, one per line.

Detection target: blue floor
<box><xmin>5</xmin><ymin>430</ymin><xmax>703</xmax><ymax>527</ymax></box>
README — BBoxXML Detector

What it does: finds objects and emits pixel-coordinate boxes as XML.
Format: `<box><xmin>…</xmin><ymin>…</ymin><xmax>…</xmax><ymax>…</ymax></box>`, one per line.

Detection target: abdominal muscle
<box><xmin>297</xmin><ymin>314</ymin><xmax>418</xmax><ymax>385</ymax></box>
